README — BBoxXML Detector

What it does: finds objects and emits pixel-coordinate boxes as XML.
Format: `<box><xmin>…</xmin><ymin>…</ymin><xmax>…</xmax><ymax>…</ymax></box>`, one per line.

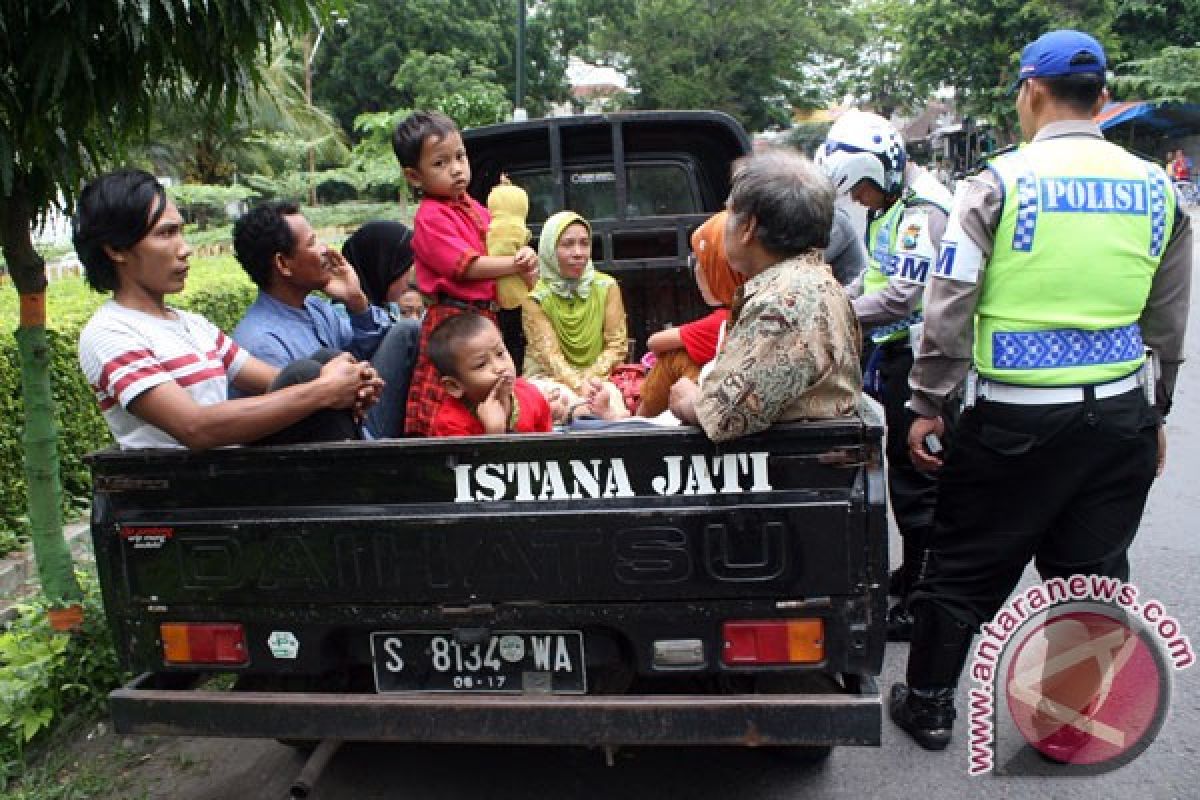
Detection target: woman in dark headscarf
<box><xmin>340</xmin><ymin>221</ymin><xmax>416</xmax><ymax>308</ymax></box>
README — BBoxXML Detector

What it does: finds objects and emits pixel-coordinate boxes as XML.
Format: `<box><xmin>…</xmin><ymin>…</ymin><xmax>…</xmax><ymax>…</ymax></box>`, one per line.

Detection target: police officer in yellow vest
<box><xmin>818</xmin><ymin>111</ymin><xmax>954</xmax><ymax>641</ymax></box>
<box><xmin>891</xmin><ymin>30</ymin><xmax>1192</xmax><ymax>755</ymax></box>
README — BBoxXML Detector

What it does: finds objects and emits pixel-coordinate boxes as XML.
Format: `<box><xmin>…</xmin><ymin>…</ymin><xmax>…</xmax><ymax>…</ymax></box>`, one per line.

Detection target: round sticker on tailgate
<box><xmin>499</xmin><ymin>635</ymin><xmax>525</xmax><ymax>663</ymax></box>
<box><xmin>267</xmin><ymin>631</ymin><xmax>300</xmax><ymax>659</ymax></box>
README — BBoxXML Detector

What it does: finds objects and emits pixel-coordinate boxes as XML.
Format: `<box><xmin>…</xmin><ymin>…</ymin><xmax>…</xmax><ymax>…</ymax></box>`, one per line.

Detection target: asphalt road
<box><xmin>119</xmin><ymin>225</ymin><xmax>1200</xmax><ymax>800</ymax></box>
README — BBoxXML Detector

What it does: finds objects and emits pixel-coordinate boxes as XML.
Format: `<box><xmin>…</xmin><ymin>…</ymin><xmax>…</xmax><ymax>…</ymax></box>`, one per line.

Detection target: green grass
<box><xmin>3</xmin><ymin>715</ymin><xmax>149</xmax><ymax>800</ymax></box>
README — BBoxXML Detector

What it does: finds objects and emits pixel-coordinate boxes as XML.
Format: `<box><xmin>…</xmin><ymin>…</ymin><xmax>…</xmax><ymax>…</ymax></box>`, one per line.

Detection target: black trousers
<box><xmin>254</xmin><ymin>348</ymin><xmax>362</xmax><ymax>446</ymax></box>
<box><xmin>877</xmin><ymin>343</ymin><xmax>939</xmax><ymax>555</ymax></box>
<box><xmin>909</xmin><ymin>387</ymin><xmax>1159</xmax><ymax>629</ymax></box>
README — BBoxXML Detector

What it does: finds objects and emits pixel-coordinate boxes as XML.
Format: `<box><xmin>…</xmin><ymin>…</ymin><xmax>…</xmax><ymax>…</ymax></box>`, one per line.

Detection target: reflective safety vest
<box><xmin>863</xmin><ymin>171</ymin><xmax>952</xmax><ymax>343</ymax></box>
<box><xmin>976</xmin><ymin>137</ymin><xmax>1175</xmax><ymax>386</ymax></box>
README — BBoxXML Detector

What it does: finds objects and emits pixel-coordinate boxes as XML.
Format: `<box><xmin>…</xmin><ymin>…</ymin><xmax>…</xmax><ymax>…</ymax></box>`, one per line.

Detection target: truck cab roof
<box><xmin>463</xmin><ymin>111</ymin><xmax>752</xmax><ymax>358</ymax></box>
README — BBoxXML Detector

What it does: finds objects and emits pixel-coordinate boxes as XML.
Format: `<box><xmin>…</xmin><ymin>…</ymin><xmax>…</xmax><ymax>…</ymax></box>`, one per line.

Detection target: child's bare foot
<box><xmin>584</xmin><ymin>378</ymin><xmax>630</xmax><ymax>421</ymax></box>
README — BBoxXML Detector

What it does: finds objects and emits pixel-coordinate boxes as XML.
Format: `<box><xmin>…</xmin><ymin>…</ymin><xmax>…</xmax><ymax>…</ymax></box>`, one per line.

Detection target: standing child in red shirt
<box><xmin>427</xmin><ymin>312</ymin><xmax>552</xmax><ymax>436</ymax></box>
<box><xmin>393</xmin><ymin>111</ymin><xmax>539</xmax><ymax>435</ymax></box>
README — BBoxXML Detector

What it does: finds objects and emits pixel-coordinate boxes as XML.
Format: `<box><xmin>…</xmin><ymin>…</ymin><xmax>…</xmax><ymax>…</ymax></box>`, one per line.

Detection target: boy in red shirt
<box><xmin>392</xmin><ymin>111</ymin><xmax>539</xmax><ymax>435</ymax></box>
<box><xmin>427</xmin><ymin>313</ymin><xmax>552</xmax><ymax>436</ymax></box>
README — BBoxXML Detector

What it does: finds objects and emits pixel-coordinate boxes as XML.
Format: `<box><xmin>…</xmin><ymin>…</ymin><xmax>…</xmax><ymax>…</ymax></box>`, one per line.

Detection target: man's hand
<box><xmin>907</xmin><ymin>414</ymin><xmax>946</xmax><ymax>473</ymax></box>
<box><xmin>352</xmin><ymin>363</ymin><xmax>385</xmax><ymax>423</ymax></box>
<box><xmin>476</xmin><ymin>375</ymin><xmax>515</xmax><ymax>434</ymax></box>
<box><xmin>669</xmin><ymin>377</ymin><xmax>702</xmax><ymax>425</ymax></box>
<box><xmin>514</xmin><ymin>246</ymin><xmax>539</xmax><ymax>289</ymax></box>
<box><xmin>316</xmin><ymin>353</ymin><xmax>372</xmax><ymax>409</ymax></box>
<box><xmin>323</xmin><ymin>250</ymin><xmax>370</xmax><ymax>314</ymax></box>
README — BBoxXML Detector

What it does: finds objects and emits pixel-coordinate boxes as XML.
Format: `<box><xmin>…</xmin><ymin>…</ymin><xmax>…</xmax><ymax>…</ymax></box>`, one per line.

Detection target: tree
<box><xmin>1113</xmin><ymin>46</ymin><xmax>1200</xmax><ymax>103</ymax></box>
<box><xmin>309</xmin><ymin>0</ymin><xmax>647</xmax><ymax>135</ymax></box>
<box><xmin>137</xmin><ymin>50</ymin><xmax>349</xmax><ymax>186</ymax></box>
<box><xmin>595</xmin><ymin>0</ymin><xmax>848</xmax><ymax>131</ymax></box>
<box><xmin>1113</xmin><ymin>0</ymin><xmax>1200</xmax><ymax>61</ymax></box>
<box><xmin>826</xmin><ymin>0</ymin><xmax>919</xmax><ymax>117</ymax></box>
<box><xmin>393</xmin><ymin>49</ymin><xmax>513</xmax><ymax>128</ymax></box>
<box><xmin>312</xmin><ymin>0</ymin><xmax>576</xmax><ymax>134</ymax></box>
<box><xmin>167</xmin><ymin>184</ymin><xmax>258</xmax><ymax>230</ymax></box>
<box><xmin>0</xmin><ymin>0</ymin><xmax>325</xmax><ymax>622</ymax></box>
<box><xmin>894</xmin><ymin>0</ymin><xmax>1117</xmax><ymax>140</ymax></box>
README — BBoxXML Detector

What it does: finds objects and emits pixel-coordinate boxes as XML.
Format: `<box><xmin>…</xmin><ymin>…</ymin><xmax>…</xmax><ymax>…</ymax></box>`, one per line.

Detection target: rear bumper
<box><xmin>110</xmin><ymin>673</ymin><xmax>881</xmax><ymax>747</ymax></box>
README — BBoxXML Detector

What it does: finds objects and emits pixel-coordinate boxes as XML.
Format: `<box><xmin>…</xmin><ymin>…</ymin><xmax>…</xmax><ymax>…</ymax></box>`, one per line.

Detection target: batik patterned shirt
<box><xmin>695</xmin><ymin>252</ymin><xmax>862</xmax><ymax>442</ymax></box>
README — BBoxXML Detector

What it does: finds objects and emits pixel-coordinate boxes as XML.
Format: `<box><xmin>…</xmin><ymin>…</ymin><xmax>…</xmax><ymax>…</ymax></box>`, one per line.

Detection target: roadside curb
<box><xmin>0</xmin><ymin>521</ymin><xmax>92</xmax><ymax>622</ymax></box>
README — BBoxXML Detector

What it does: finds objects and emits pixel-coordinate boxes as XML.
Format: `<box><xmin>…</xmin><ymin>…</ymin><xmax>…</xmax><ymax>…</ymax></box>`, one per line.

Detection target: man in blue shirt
<box><xmin>232</xmin><ymin>202</ymin><xmax>419</xmax><ymax>437</ymax></box>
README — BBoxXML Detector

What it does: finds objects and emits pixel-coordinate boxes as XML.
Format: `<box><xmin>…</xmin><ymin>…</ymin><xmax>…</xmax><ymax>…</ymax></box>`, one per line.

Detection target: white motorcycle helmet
<box><xmin>816</xmin><ymin>110</ymin><xmax>907</xmax><ymax>196</ymax></box>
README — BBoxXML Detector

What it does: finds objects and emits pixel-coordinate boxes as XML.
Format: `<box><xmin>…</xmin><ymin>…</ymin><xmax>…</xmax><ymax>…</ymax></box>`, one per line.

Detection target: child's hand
<box><xmin>514</xmin><ymin>245</ymin><xmax>537</xmax><ymax>270</ymax></box>
<box><xmin>476</xmin><ymin>375</ymin><xmax>515</xmax><ymax>434</ymax></box>
<box><xmin>514</xmin><ymin>246</ymin><xmax>539</xmax><ymax>288</ymax></box>
<box><xmin>543</xmin><ymin>384</ymin><xmax>567</xmax><ymax>422</ymax></box>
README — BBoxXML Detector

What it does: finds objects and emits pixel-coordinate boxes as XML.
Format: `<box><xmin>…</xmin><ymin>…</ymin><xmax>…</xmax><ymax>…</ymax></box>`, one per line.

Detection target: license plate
<box><xmin>370</xmin><ymin>630</ymin><xmax>586</xmax><ymax>693</ymax></box>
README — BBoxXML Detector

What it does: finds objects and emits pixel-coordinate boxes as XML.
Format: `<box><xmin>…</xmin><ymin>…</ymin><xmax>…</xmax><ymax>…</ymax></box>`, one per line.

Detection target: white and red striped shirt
<box><xmin>78</xmin><ymin>300</ymin><xmax>249</xmax><ymax>448</ymax></box>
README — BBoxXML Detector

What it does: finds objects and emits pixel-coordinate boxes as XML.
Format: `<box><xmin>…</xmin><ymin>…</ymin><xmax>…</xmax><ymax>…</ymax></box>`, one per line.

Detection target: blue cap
<box><xmin>1017</xmin><ymin>29</ymin><xmax>1107</xmax><ymax>83</ymax></box>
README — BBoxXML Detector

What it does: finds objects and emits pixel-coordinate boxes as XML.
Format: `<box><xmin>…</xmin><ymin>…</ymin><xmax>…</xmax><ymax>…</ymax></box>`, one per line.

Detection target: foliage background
<box><xmin>0</xmin><ymin>570</ymin><xmax>124</xmax><ymax>788</ymax></box>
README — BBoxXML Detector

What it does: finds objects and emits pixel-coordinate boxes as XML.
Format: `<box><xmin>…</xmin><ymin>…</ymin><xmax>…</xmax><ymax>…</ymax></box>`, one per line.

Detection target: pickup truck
<box><xmin>88</xmin><ymin>111</ymin><xmax>887</xmax><ymax>765</ymax></box>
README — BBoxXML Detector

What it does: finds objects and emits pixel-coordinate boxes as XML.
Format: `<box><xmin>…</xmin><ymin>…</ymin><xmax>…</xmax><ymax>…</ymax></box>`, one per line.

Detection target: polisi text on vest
<box><xmin>1040</xmin><ymin>177</ymin><xmax>1147</xmax><ymax>214</ymax></box>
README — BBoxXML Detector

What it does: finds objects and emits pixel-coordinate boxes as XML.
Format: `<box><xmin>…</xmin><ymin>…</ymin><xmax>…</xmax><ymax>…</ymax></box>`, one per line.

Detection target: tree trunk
<box><xmin>0</xmin><ymin>187</ymin><xmax>83</xmax><ymax>624</ymax></box>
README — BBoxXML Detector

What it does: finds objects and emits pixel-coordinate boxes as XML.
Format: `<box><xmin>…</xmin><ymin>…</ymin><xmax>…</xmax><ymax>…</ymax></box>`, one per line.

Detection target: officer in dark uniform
<box><xmin>889</xmin><ymin>29</ymin><xmax>1192</xmax><ymax>753</ymax></box>
<box><xmin>818</xmin><ymin>112</ymin><xmax>953</xmax><ymax>641</ymax></box>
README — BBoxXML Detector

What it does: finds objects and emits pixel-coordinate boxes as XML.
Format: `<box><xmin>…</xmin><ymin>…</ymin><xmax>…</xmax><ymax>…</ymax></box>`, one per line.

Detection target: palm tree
<box><xmin>136</xmin><ymin>48</ymin><xmax>350</xmax><ymax>186</ymax></box>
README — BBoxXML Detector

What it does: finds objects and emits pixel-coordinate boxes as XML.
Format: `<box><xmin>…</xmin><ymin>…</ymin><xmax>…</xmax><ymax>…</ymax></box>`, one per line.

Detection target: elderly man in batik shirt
<box><xmin>670</xmin><ymin>149</ymin><xmax>862</xmax><ymax>442</ymax></box>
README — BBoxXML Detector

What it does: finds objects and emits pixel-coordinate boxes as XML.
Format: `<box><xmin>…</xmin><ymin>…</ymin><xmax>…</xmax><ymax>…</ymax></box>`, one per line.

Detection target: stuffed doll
<box><xmin>487</xmin><ymin>174</ymin><xmax>533</xmax><ymax>310</ymax></box>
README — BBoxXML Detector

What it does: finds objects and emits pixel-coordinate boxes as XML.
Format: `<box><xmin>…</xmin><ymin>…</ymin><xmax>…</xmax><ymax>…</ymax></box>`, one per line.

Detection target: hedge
<box><xmin>0</xmin><ymin>256</ymin><xmax>256</xmax><ymax>553</ymax></box>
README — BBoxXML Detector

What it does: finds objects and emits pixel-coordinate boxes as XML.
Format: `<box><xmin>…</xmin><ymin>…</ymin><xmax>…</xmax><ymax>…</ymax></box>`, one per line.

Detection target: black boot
<box><xmin>889</xmin><ymin>684</ymin><xmax>956</xmax><ymax>750</ymax></box>
<box><xmin>889</xmin><ymin>603</ymin><xmax>974</xmax><ymax>750</ymax></box>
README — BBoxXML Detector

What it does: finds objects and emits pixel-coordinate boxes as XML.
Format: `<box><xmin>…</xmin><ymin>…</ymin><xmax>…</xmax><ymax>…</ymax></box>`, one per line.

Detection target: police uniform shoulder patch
<box><xmin>889</xmin><ymin>208</ymin><xmax>937</xmax><ymax>286</ymax></box>
<box><xmin>896</xmin><ymin>208</ymin><xmax>936</xmax><ymax>257</ymax></box>
<box><xmin>932</xmin><ymin>184</ymin><xmax>985</xmax><ymax>285</ymax></box>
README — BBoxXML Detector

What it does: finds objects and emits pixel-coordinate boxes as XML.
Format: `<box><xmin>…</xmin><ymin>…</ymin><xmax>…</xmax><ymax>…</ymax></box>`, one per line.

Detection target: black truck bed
<box><xmin>89</xmin><ymin>417</ymin><xmax>887</xmax><ymax>746</ymax></box>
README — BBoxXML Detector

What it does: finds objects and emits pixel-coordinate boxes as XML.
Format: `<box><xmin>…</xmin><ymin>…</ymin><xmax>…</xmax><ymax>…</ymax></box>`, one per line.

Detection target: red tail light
<box><xmin>160</xmin><ymin>622</ymin><xmax>248</xmax><ymax>665</ymax></box>
<box><xmin>722</xmin><ymin>619</ymin><xmax>825</xmax><ymax>665</ymax></box>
